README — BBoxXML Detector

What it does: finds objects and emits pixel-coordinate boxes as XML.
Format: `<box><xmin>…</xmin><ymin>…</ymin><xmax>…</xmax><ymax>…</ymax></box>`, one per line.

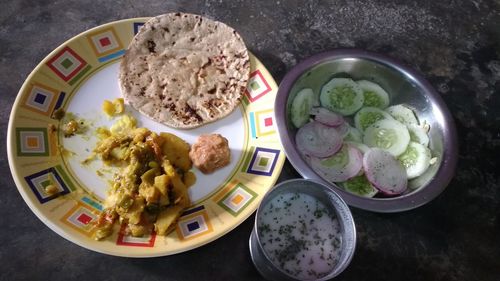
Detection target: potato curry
<box><xmin>91</xmin><ymin>115</ymin><xmax>196</xmax><ymax>240</ymax></box>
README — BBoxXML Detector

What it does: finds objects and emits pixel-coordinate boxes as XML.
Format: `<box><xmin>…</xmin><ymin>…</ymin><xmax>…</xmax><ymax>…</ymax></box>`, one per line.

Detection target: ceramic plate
<box><xmin>7</xmin><ymin>18</ymin><xmax>285</xmax><ymax>257</ymax></box>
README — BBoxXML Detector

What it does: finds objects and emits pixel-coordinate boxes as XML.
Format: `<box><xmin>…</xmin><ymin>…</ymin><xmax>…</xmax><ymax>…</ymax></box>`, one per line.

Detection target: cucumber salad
<box><xmin>291</xmin><ymin>78</ymin><xmax>435</xmax><ymax>197</ymax></box>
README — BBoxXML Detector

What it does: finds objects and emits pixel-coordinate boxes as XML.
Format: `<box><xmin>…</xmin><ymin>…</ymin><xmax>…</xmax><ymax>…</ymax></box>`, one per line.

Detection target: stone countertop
<box><xmin>1</xmin><ymin>0</ymin><xmax>499</xmax><ymax>280</ymax></box>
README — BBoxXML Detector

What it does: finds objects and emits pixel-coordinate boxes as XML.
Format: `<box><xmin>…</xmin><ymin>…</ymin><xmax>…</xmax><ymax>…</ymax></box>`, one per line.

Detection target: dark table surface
<box><xmin>1</xmin><ymin>0</ymin><xmax>499</xmax><ymax>280</ymax></box>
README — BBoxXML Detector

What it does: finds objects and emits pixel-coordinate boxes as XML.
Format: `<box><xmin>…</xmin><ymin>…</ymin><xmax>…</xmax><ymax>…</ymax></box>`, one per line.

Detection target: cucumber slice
<box><xmin>291</xmin><ymin>88</ymin><xmax>314</xmax><ymax>128</ymax></box>
<box><xmin>344</xmin><ymin>141</ymin><xmax>370</xmax><ymax>154</ymax></box>
<box><xmin>341</xmin><ymin>175</ymin><xmax>378</xmax><ymax>197</ymax></box>
<box><xmin>398</xmin><ymin>142</ymin><xmax>431</xmax><ymax>179</ymax></box>
<box><xmin>408</xmin><ymin>173</ymin><xmax>431</xmax><ymax>190</ymax></box>
<box><xmin>386</xmin><ymin>104</ymin><xmax>419</xmax><ymax>126</ymax></box>
<box><xmin>320</xmin><ymin>78</ymin><xmax>364</xmax><ymax>116</ymax></box>
<box><xmin>357</xmin><ymin>80</ymin><xmax>390</xmax><ymax>109</ymax></box>
<box><xmin>363</xmin><ymin>119</ymin><xmax>410</xmax><ymax>157</ymax></box>
<box><xmin>344</xmin><ymin>125</ymin><xmax>363</xmax><ymax>142</ymax></box>
<box><xmin>408</xmin><ymin>124</ymin><xmax>430</xmax><ymax>147</ymax></box>
<box><xmin>354</xmin><ymin>107</ymin><xmax>394</xmax><ymax>132</ymax></box>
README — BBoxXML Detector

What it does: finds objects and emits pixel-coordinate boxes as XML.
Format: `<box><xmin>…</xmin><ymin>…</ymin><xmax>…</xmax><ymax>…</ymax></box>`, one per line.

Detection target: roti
<box><xmin>119</xmin><ymin>13</ymin><xmax>250</xmax><ymax>129</ymax></box>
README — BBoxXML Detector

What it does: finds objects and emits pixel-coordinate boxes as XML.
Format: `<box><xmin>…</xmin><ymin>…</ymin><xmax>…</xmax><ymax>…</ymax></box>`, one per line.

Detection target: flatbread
<box><xmin>119</xmin><ymin>13</ymin><xmax>250</xmax><ymax>129</ymax></box>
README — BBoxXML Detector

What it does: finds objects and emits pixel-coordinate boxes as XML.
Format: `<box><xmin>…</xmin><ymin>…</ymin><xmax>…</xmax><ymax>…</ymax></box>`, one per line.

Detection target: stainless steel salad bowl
<box><xmin>274</xmin><ymin>49</ymin><xmax>458</xmax><ymax>212</ymax></box>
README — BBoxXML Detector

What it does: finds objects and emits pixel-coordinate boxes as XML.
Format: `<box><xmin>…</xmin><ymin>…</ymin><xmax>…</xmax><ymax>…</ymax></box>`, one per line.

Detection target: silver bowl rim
<box><xmin>275</xmin><ymin>48</ymin><xmax>459</xmax><ymax>213</ymax></box>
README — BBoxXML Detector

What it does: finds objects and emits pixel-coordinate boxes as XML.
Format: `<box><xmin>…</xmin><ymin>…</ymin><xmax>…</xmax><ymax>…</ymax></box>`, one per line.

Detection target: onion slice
<box><xmin>310</xmin><ymin>107</ymin><xmax>345</xmax><ymax>127</ymax></box>
<box><xmin>339</xmin><ymin>123</ymin><xmax>352</xmax><ymax>138</ymax></box>
<box><xmin>296</xmin><ymin>121</ymin><xmax>343</xmax><ymax>157</ymax></box>
<box><xmin>311</xmin><ymin>144</ymin><xmax>363</xmax><ymax>182</ymax></box>
<box><xmin>363</xmin><ymin>148</ymin><xmax>408</xmax><ymax>195</ymax></box>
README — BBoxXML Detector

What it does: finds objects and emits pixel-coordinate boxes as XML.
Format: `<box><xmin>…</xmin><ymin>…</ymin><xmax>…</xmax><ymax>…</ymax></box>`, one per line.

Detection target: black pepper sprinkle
<box><xmin>257</xmin><ymin>192</ymin><xmax>342</xmax><ymax>279</ymax></box>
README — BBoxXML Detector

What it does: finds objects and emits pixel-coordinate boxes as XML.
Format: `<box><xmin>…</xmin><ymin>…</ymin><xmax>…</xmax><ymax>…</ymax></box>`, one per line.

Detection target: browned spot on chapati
<box><xmin>147</xmin><ymin>40</ymin><xmax>156</xmax><ymax>53</ymax></box>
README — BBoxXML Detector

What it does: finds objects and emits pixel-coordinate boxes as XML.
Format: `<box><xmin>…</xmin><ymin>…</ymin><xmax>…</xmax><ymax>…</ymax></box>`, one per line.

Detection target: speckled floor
<box><xmin>1</xmin><ymin>1</ymin><xmax>499</xmax><ymax>280</ymax></box>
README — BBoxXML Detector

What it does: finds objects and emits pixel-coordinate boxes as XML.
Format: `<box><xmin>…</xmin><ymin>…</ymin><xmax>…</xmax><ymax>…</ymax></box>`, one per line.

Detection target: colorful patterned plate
<box><xmin>7</xmin><ymin>18</ymin><xmax>285</xmax><ymax>257</ymax></box>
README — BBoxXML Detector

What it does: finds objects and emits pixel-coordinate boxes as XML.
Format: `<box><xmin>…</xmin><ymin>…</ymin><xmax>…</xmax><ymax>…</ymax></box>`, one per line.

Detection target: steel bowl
<box><xmin>249</xmin><ymin>179</ymin><xmax>356</xmax><ymax>280</ymax></box>
<box><xmin>274</xmin><ymin>49</ymin><xmax>458</xmax><ymax>212</ymax></box>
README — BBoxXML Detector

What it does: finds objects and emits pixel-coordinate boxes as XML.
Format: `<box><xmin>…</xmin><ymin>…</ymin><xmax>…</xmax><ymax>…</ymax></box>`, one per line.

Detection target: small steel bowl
<box><xmin>275</xmin><ymin>49</ymin><xmax>458</xmax><ymax>212</ymax></box>
<box><xmin>249</xmin><ymin>179</ymin><xmax>356</xmax><ymax>281</ymax></box>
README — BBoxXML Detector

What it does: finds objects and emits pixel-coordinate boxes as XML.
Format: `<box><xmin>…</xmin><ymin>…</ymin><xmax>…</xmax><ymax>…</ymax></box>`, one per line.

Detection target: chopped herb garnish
<box><xmin>257</xmin><ymin>192</ymin><xmax>342</xmax><ymax>279</ymax></box>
